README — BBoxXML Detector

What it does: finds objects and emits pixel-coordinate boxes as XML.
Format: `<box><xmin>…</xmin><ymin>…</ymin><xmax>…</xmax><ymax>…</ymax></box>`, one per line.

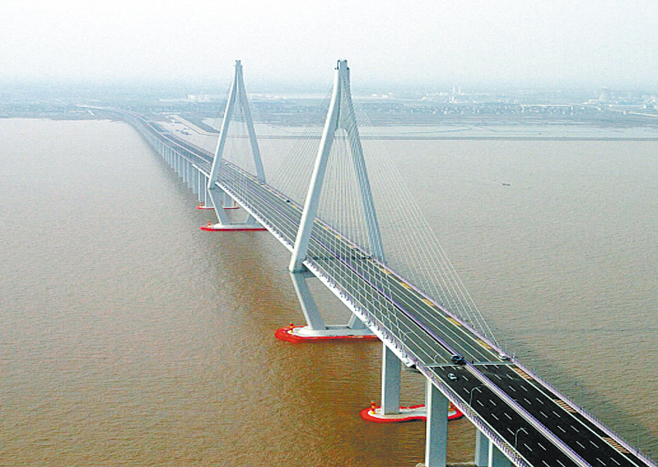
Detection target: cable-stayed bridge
<box><xmin>95</xmin><ymin>61</ymin><xmax>655</xmax><ymax>467</ymax></box>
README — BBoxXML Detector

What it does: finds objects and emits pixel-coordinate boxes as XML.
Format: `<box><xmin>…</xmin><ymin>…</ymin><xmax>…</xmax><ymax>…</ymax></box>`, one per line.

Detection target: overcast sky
<box><xmin>1</xmin><ymin>0</ymin><xmax>657</xmax><ymax>91</ymax></box>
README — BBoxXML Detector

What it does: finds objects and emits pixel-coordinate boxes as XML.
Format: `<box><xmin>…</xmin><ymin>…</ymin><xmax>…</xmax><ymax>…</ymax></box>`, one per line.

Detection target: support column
<box><xmin>203</xmin><ymin>175</ymin><xmax>209</xmax><ymax>206</ymax></box>
<box><xmin>475</xmin><ymin>429</ymin><xmax>490</xmax><ymax>467</ymax></box>
<box><xmin>348</xmin><ymin>313</ymin><xmax>367</xmax><ymax>329</ymax></box>
<box><xmin>186</xmin><ymin>160</ymin><xmax>192</xmax><ymax>189</ymax></box>
<box><xmin>425</xmin><ymin>380</ymin><xmax>448</xmax><ymax>467</ymax></box>
<box><xmin>197</xmin><ymin>171</ymin><xmax>205</xmax><ymax>202</ymax></box>
<box><xmin>289</xmin><ymin>271</ymin><xmax>326</xmax><ymax>331</ymax></box>
<box><xmin>381</xmin><ymin>344</ymin><xmax>401</xmax><ymax>414</ymax></box>
<box><xmin>489</xmin><ymin>444</ymin><xmax>511</xmax><ymax>467</ymax></box>
<box><xmin>192</xmin><ymin>167</ymin><xmax>199</xmax><ymax>195</ymax></box>
<box><xmin>208</xmin><ymin>188</ymin><xmax>231</xmax><ymax>224</ymax></box>
<box><xmin>277</xmin><ymin>269</ymin><xmax>376</xmax><ymax>342</ymax></box>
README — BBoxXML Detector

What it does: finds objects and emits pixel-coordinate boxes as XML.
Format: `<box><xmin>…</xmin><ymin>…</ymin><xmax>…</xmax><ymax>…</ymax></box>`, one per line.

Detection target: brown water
<box><xmin>1</xmin><ymin>119</ymin><xmax>656</xmax><ymax>465</ymax></box>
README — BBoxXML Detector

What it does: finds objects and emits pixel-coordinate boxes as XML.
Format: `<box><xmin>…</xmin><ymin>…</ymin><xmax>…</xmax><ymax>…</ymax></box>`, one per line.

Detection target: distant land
<box><xmin>2</xmin><ymin>85</ymin><xmax>656</xmax><ymax>135</ymax></box>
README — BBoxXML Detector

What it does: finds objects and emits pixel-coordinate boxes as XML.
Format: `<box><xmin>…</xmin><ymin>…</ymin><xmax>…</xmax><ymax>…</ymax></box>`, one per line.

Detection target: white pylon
<box><xmin>205</xmin><ymin>60</ymin><xmax>266</xmax><ymax>230</ymax></box>
<box><xmin>284</xmin><ymin>60</ymin><xmax>380</xmax><ymax>338</ymax></box>
<box><xmin>289</xmin><ymin>59</ymin><xmax>384</xmax><ymax>272</ymax></box>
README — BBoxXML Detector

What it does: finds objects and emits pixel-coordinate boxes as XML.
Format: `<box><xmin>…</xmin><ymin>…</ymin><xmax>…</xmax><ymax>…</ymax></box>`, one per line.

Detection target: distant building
<box><xmin>187</xmin><ymin>94</ymin><xmax>223</xmax><ymax>102</ymax></box>
<box><xmin>598</xmin><ymin>88</ymin><xmax>611</xmax><ymax>103</ymax></box>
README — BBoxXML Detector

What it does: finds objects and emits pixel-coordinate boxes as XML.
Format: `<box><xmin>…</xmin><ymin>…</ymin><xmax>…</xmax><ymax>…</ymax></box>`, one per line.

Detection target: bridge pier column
<box><xmin>475</xmin><ymin>429</ymin><xmax>489</xmax><ymax>466</ymax></box>
<box><xmin>208</xmin><ymin>187</ymin><xmax>231</xmax><ymax>225</ymax></box>
<box><xmin>347</xmin><ymin>313</ymin><xmax>367</xmax><ymax>329</ymax></box>
<box><xmin>191</xmin><ymin>166</ymin><xmax>199</xmax><ymax>196</ymax></box>
<box><xmin>277</xmin><ymin>269</ymin><xmax>376</xmax><ymax>341</ymax></box>
<box><xmin>184</xmin><ymin>160</ymin><xmax>190</xmax><ymax>189</ymax></box>
<box><xmin>381</xmin><ymin>344</ymin><xmax>401</xmax><ymax>414</ymax></box>
<box><xmin>188</xmin><ymin>162</ymin><xmax>195</xmax><ymax>191</ymax></box>
<box><xmin>425</xmin><ymin>380</ymin><xmax>448</xmax><ymax>467</ymax></box>
<box><xmin>196</xmin><ymin>172</ymin><xmax>205</xmax><ymax>203</ymax></box>
<box><xmin>489</xmin><ymin>443</ymin><xmax>511</xmax><ymax>467</ymax></box>
<box><xmin>223</xmin><ymin>191</ymin><xmax>236</xmax><ymax>209</ymax></box>
<box><xmin>289</xmin><ymin>271</ymin><xmax>326</xmax><ymax>331</ymax></box>
<box><xmin>203</xmin><ymin>176</ymin><xmax>210</xmax><ymax>206</ymax></box>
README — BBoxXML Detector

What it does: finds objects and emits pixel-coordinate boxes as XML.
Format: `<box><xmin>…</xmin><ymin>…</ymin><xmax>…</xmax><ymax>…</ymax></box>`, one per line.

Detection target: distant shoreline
<box><xmin>2</xmin><ymin>115</ymin><xmax>656</xmax><ymax>141</ymax></box>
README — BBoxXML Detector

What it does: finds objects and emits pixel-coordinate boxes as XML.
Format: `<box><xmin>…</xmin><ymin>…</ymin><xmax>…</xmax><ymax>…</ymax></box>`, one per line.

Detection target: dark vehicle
<box><xmin>451</xmin><ymin>354</ymin><xmax>466</xmax><ymax>365</ymax></box>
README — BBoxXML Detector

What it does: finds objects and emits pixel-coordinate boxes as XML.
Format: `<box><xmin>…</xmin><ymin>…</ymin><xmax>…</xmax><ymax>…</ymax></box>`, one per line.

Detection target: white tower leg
<box><xmin>284</xmin><ymin>60</ymin><xmax>378</xmax><ymax>337</ymax></box>
<box><xmin>204</xmin><ymin>60</ymin><xmax>266</xmax><ymax>231</ymax></box>
<box><xmin>289</xmin><ymin>271</ymin><xmax>326</xmax><ymax>331</ymax></box>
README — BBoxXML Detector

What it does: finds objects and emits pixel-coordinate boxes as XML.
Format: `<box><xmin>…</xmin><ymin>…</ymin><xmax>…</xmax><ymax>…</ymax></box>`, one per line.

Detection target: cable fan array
<box><xmin>268</xmin><ymin>91</ymin><xmax>499</xmax><ymax>347</ymax></box>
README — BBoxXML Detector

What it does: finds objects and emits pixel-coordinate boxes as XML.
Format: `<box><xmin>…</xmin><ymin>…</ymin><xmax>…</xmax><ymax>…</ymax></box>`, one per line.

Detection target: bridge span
<box><xmin>94</xmin><ymin>60</ymin><xmax>655</xmax><ymax>467</ymax></box>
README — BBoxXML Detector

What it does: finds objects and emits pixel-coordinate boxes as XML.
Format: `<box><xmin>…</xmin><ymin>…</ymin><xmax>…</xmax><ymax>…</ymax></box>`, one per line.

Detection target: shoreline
<box><xmin>2</xmin><ymin>114</ymin><xmax>656</xmax><ymax>141</ymax></box>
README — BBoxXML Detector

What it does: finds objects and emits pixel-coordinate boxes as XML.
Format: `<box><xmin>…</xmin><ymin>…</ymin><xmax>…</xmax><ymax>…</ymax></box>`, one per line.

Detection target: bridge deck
<box><xmin>117</xmin><ymin>109</ymin><xmax>653</xmax><ymax>467</ymax></box>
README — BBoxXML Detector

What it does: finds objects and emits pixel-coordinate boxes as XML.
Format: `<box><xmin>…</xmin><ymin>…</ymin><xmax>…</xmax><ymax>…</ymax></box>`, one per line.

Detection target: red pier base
<box><xmin>275</xmin><ymin>325</ymin><xmax>380</xmax><ymax>343</ymax></box>
<box><xmin>360</xmin><ymin>403</ymin><xmax>463</xmax><ymax>423</ymax></box>
<box><xmin>196</xmin><ymin>204</ymin><xmax>239</xmax><ymax>210</ymax></box>
<box><xmin>200</xmin><ymin>221</ymin><xmax>266</xmax><ymax>232</ymax></box>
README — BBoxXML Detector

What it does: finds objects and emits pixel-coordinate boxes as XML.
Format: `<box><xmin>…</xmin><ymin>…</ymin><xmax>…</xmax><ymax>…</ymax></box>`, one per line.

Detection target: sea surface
<box><xmin>1</xmin><ymin>118</ymin><xmax>656</xmax><ymax>465</ymax></box>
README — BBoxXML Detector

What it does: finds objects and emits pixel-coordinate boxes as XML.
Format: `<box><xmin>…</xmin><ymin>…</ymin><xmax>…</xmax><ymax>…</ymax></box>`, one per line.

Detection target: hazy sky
<box><xmin>2</xmin><ymin>0</ymin><xmax>657</xmax><ymax>91</ymax></box>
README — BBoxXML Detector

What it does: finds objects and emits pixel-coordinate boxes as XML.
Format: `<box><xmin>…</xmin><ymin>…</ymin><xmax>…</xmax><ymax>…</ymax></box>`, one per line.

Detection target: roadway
<box><xmin>214</xmin><ymin>159</ymin><xmax>646</xmax><ymax>466</ymax></box>
<box><xmin>132</xmin><ymin>114</ymin><xmax>652</xmax><ymax>467</ymax></box>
